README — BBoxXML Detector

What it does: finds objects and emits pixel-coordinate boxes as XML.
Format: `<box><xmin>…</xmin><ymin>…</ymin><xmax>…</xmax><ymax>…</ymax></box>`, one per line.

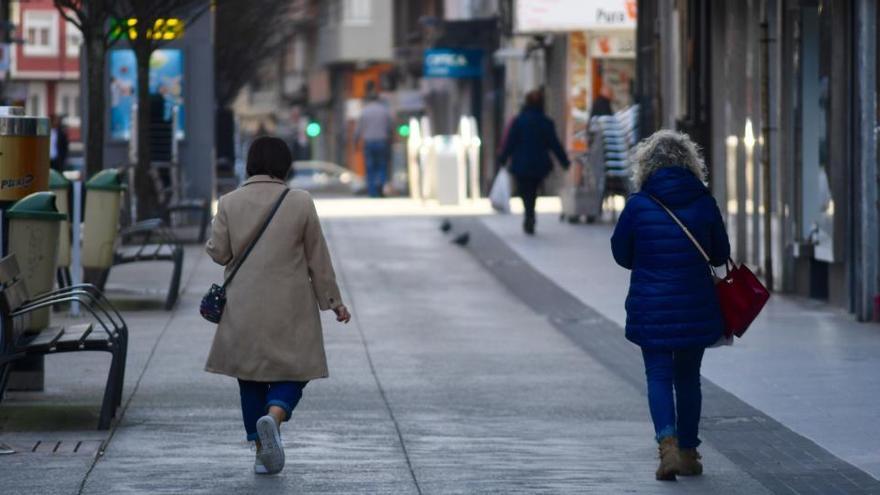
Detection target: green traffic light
<box><xmin>398</xmin><ymin>124</ymin><xmax>410</xmax><ymax>138</ymax></box>
<box><xmin>306</xmin><ymin>121</ymin><xmax>321</xmax><ymax>138</ymax></box>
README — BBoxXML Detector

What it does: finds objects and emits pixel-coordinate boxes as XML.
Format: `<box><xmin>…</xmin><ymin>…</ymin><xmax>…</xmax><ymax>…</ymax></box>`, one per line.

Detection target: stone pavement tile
<box><xmin>78</xmin><ymin>246</ymin><xmax>418</xmax><ymax>494</ymax></box>
<box><xmin>480</xmin><ymin>211</ymin><xmax>880</xmax><ymax>482</ymax></box>
<box><xmin>0</xmin><ymin>202</ymin><xmax>848</xmax><ymax>493</ymax></box>
<box><xmin>325</xmin><ymin>215</ymin><xmax>771</xmax><ymax>494</ymax></box>
<box><xmin>467</xmin><ymin>214</ymin><xmax>880</xmax><ymax>494</ymax></box>
<box><xmin>0</xmin><ymin>245</ymin><xmax>208</xmax><ymax>495</ymax></box>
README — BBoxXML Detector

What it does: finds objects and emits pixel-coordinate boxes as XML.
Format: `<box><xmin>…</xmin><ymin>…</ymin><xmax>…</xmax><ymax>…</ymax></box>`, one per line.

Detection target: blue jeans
<box><xmin>364</xmin><ymin>140</ymin><xmax>389</xmax><ymax>197</ymax></box>
<box><xmin>238</xmin><ymin>379</ymin><xmax>308</xmax><ymax>442</ymax></box>
<box><xmin>641</xmin><ymin>348</ymin><xmax>705</xmax><ymax>449</ymax></box>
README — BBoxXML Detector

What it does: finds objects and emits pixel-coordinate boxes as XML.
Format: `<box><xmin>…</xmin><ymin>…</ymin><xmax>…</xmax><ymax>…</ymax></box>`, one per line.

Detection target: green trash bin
<box><xmin>49</xmin><ymin>169</ymin><xmax>71</xmax><ymax>269</ymax></box>
<box><xmin>7</xmin><ymin>191</ymin><xmax>66</xmax><ymax>330</ymax></box>
<box><xmin>82</xmin><ymin>169</ymin><xmax>126</xmax><ymax>270</ymax></box>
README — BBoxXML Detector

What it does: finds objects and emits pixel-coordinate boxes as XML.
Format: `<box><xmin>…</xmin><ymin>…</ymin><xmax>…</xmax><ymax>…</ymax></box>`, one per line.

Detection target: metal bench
<box><xmin>164</xmin><ymin>198</ymin><xmax>211</xmax><ymax>244</ymax></box>
<box><xmin>101</xmin><ymin>219</ymin><xmax>184</xmax><ymax>311</ymax></box>
<box><xmin>0</xmin><ymin>254</ymin><xmax>128</xmax><ymax>430</ymax></box>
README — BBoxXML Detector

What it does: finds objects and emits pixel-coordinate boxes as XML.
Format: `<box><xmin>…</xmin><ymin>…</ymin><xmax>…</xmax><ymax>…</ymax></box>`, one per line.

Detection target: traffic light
<box><xmin>306</xmin><ymin>121</ymin><xmax>321</xmax><ymax>138</ymax></box>
<box><xmin>397</xmin><ymin>123</ymin><xmax>410</xmax><ymax>138</ymax></box>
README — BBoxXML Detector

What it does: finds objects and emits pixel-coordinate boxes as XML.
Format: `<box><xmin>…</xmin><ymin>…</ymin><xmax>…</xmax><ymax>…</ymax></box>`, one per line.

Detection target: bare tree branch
<box><xmin>52</xmin><ymin>0</ymin><xmax>119</xmax><ymax>178</ymax></box>
<box><xmin>112</xmin><ymin>0</ymin><xmax>212</xmax><ymax>219</ymax></box>
<box><xmin>215</xmin><ymin>0</ymin><xmax>303</xmax><ymax>107</ymax></box>
<box><xmin>52</xmin><ymin>1</ymin><xmax>85</xmax><ymax>32</ymax></box>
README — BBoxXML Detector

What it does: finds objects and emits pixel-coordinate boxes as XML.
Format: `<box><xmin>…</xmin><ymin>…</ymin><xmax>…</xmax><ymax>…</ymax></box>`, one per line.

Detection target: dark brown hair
<box><xmin>246</xmin><ymin>136</ymin><xmax>293</xmax><ymax>180</ymax></box>
<box><xmin>525</xmin><ymin>89</ymin><xmax>545</xmax><ymax>112</ymax></box>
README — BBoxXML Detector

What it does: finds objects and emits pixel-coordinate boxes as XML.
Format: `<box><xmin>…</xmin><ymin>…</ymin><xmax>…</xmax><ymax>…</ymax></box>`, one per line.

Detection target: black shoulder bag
<box><xmin>200</xmin><ymin>189</ymin><xmax>290</xmax><ymax>323</ymax></box>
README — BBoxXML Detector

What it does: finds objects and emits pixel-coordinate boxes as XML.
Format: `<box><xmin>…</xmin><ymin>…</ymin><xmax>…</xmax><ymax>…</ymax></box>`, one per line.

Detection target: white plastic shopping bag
<box><xmin>709</xmin><ymin>334</ymin><xmax>734</xmax><ymax>348</ymax></box>
<box><xmin>489</xmin><ymin>168</ymin><xmax>512</xmax><ymax>214</ymax></box>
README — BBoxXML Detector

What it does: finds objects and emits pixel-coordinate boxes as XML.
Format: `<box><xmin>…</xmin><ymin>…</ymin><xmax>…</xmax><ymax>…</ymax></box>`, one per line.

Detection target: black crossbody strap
<box><xmin>222</xmin><ymin>188</ymin><xmax>289</xmax><ymax>289</ymax></box>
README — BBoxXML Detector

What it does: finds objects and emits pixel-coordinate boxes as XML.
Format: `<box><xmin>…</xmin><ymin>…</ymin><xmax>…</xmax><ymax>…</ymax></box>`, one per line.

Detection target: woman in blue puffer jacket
<box><xmin>611</xmin><ymin>130</ymin><xmax>730</xmax><ymax>481</ymax></box>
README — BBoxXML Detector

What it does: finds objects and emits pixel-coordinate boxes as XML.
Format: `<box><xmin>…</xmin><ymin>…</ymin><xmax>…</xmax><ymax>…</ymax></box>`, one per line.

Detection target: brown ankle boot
<box><xmin>678</xmin><ymin>448</ymin><xmax>703</xmax><ymax>476</ymax></box>
<box><xmin>656</xmin><ymin>437</ymin><xmax>680</xmax><ymax>481</ymax></box>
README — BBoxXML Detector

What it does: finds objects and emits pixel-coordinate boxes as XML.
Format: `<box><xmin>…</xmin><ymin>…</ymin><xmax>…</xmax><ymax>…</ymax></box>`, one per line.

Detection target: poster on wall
<box><xmin>566</xmin><ymin>32</ymin><xmax>590</xmax><ymax>153</ymax></box>
<box><xmin>110</xmin><ymin>49</ymin><xmax>184</xmax><ymax>140</ymax></box>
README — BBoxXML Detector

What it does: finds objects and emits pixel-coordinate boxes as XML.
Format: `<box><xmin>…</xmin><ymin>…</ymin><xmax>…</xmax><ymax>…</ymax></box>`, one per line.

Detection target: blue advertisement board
<box><xmin>110</xmin><ymin>49</ymin><xmax>185</xmax><ymax>140</ymax></box>
<box><xmin>424</xmin><ymin>48</ymin><xmax>483</xmax><ymax>79</ymax></box>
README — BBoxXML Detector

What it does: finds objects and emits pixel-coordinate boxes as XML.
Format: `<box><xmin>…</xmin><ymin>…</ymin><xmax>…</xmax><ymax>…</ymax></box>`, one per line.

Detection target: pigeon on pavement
<box><xmin>452</xmin><ymin>232</ymin><xmax>470</xmax><ymax>246</ymax></box>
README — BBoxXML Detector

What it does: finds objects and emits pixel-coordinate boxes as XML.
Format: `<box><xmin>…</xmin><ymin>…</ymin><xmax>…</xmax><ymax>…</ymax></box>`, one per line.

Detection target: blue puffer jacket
<box><xmin>498</xmin><ymin>108</ymin><xmax>570</xmax><ymax>179</ymax></box>
<box><xmin>611</xmin><ymin>167</ymin><xmax>731</xmax><ymax>350</ymax></box>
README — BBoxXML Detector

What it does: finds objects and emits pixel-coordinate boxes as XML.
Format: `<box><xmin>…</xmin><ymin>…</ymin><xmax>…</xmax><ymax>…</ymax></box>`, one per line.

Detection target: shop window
<box><xmin>23</xmin><ymin>11</ymin><xmax>59</xmax><ymax>57</ymax></box>
<box><xmin>797</xmin><ymin>1</ymin><xmax>835</xmax><ymax>262</ymax></box>
<box><xmin>66</xmin><ymin>21</ymin><xmax>82</xmax><ymax>58</ymax></box>
<box><xmin>27</xmin><ymin>94</ymin><xmax>41</xmax><ymax>116</ymax></box>
<box><xmin>55</xmin><ymin>82</ymin><xmax>81</xmax><ymax>126</ymax></box>
<box><xmin>343</xmin><ymin>0</ymin><xmax>371</xmax><ymax>25</ymax></box>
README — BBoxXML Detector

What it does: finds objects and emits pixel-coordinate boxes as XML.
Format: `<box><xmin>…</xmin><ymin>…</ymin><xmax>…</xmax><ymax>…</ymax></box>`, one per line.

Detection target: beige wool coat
<box><xmin>204</xmin><ymin>175</ymin><xmax>342</xmax><ymax>382</ymax></box>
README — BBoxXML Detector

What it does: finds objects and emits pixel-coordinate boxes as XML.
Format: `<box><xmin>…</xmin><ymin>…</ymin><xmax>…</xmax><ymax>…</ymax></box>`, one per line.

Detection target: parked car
<box><xmin>289</xmin><ymin>160</ymin><xmax>365</xmax><ymax>195</ymax></box>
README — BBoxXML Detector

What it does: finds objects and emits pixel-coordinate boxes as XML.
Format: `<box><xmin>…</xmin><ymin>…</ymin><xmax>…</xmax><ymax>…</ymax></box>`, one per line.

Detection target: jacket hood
<box><xmin>640</xmin><ymin>167</ymin><xmax>709</xmax><ymax>207</ymax></box>
<box><xmin>631</xmin><ymin>130</ymin><xmax>707</xmax><ymax>190</ymax></box>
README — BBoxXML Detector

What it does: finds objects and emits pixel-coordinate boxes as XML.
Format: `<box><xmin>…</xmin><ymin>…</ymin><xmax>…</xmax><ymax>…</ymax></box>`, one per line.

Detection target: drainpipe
<box><xmin>855</xmin><ymin>0</ymin><xmax>878</xmax><ymax>321</ymax></box>
<box><xmin>760</xmin><ymin>2</ymin><xmax>775</xmax><ymax>290</ymax></box>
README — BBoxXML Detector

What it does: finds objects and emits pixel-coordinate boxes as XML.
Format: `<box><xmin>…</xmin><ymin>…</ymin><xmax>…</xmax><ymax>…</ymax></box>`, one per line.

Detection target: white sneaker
<box><xmin>256</xmin><ymin>415</ymin><xmax>285</xmax><ymax>474</ymax></box>
<box><xmin>254</xmin><ymin>455</ymin><xmax>269</xmax><ymax>475</ymax></box>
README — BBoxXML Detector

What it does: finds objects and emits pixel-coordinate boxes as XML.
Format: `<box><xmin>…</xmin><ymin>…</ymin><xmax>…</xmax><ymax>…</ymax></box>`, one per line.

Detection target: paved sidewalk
<box><xmin>480</xmin><ymin>207</ymin><xmax>880</xmax><ymax>480</ymax></box>
<box><xmin>0</xmin><ymin>197</ymin><xmax>877</xmax><ymax>494</ymax></box>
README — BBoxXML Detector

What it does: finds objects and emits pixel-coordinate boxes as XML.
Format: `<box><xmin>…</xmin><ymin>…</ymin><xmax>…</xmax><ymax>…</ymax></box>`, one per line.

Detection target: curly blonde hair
<box><xmin>630</xmin><ymin>130</ymin><xmax>707</xmax><ymax>191</ymax></box>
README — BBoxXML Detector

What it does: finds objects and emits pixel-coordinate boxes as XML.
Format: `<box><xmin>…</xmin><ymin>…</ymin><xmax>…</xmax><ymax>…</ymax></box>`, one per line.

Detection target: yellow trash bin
<box><xmin>49</xmin><ymin>169</ymin><xmax>71</xmax><ymax>268</ymax></box>
<box><xmin>82</xmin><ymin>169</ymin><xmax>125</xmax><ymax>270</ymax></box>
<box><xmin>0</xmin><ymin>107</ymin><xmax>50</xmax><ymax>204</ymax></box>
<box><xmin>6</xmin><ymin>191</ymin><xmax>66</xmax><ymax>330</ymax></box>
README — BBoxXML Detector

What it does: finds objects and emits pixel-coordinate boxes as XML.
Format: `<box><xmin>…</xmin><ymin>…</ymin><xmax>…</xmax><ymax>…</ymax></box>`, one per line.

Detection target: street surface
<box><xmin>1</xmin><ymin>198</ymin><xmax>878</xmax><ymax>494</ymax></box>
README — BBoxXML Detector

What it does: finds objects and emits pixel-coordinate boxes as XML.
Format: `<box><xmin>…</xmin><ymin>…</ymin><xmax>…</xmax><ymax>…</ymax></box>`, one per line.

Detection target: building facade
<box><xmin>637</xmin><ymin>0</ymin><xmax>879</xmax><ymax>320</ymax></box>
<box><xmin>9</xmin><ymin>0</ymin><xmax>83</xmax><ymax>148</ymax></box>
<box><xmin>495</xmin><ymin>0</ymin><xmax>638</xmax><ymax>192</ymax></box>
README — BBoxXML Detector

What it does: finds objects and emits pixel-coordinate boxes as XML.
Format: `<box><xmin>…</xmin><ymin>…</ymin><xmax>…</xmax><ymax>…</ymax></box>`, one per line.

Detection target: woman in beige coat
<box><xmin>205</xmin><ymin>136</ymin><xmax>351</xmax><ymax>475</ymax></box>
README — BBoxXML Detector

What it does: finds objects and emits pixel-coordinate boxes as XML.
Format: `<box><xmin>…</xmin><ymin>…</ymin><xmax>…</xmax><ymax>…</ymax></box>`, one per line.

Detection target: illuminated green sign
<box><xmin>110</xmin><ymin>18</ymin><xmax>184</xmax><ymax>41</ymax></box>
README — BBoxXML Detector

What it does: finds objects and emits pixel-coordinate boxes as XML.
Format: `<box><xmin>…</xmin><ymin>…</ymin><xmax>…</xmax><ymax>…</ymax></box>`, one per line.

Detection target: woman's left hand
<box><xmin>333</xmin><ymin>304</ymin><xmax>351</xmax><ymax>324</ymax></box>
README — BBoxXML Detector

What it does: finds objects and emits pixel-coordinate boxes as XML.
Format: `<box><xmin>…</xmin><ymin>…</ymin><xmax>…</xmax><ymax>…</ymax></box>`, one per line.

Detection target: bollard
<box><xmin>433</xmin><ymin>135</ymin><xmax>467</xmax><ymax>205</ymax></box>
<box><xmin>49</xmin><ymin>169</ymin><xmax>72</xmax><ymax>274</ymax></box>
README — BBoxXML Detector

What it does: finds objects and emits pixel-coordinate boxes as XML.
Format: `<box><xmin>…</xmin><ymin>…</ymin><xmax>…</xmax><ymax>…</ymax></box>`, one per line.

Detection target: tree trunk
<box><xmin>133</xmin><ymin>44</ymin><xmax>159</xmax><ymax>220</ymax></box>
<box><xmin>85</xmin><ymin>35</ymin><xmax>106</xmax><ymax>179</ymax></box>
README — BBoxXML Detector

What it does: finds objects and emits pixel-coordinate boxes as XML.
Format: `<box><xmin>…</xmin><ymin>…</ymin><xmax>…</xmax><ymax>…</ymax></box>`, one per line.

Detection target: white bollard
<box><xmin>69</xmin><ymin>179</ymin><xmax>82</xmax><ymax>317</ymax></box>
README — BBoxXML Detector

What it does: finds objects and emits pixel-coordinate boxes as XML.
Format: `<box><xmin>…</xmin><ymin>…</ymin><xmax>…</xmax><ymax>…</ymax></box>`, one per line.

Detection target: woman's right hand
<box><xmin>333</xmin><ymin>305</ymin><xmax>351</xmax><ymax>324</ymax></box>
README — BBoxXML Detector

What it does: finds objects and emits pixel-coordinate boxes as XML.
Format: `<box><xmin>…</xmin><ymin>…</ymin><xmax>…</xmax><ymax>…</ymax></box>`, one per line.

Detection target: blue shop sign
<box><xmin>424</xmin><ymin>48</ymin><xmax>483</xmax><ymax>78</ymax></box>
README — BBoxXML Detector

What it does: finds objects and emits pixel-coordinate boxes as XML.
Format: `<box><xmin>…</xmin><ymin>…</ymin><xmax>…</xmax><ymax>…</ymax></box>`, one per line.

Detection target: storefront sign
<box><xmin>424</xmin><ymin>49</ymin><xmax>483</xmax><ymax>79</ymax></box>
<box><xmin>590</xmin><ymin>31</ymin><xmax>636</xmax><ymax>59</ymax></box>
<box><xmin>516</xmin><ymin>0</ymin><xmax>637</xmax><ymax>32</ymax></box>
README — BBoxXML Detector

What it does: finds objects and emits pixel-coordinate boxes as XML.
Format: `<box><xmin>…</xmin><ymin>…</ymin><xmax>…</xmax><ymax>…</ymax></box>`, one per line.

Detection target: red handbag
<box><xmin>714</xmin><ymin>260</ymin><xmax>770</xmax><ymax>337</ymax></box>
<box><xmin>649</xmin><ymin>195</ymin><xmax>770</xmax><ymax>338</ymax></box>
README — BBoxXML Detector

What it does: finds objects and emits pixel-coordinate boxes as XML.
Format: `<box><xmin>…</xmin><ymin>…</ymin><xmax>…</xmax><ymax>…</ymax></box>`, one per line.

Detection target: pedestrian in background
<box><xmin>610</xmin><ymin>130</ymin><xmax>730</xmax><ymax>481</ymax></box>
<box><xmin>588</xmin><ymin>84</ymin><xmax>614</xmax><ymax>122</ymax></box>
<box><xmin>355</xmin><ymin>81</ymin><xmax>393</xmax><ymax>198</ymax></box>
<box><xmin>498</xmin><ymin>89</ymin><xmax>570</xmax><ymax>235</ymax></box>
<box><xmin>206</xmin><ymin>136</ymin><xmax>352</xmax><ymax>475</ymax></box>
<box><xmin>49</xmin><ymin>114</ymin><xmax>69</xmax><ymax>173</ymax></box>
